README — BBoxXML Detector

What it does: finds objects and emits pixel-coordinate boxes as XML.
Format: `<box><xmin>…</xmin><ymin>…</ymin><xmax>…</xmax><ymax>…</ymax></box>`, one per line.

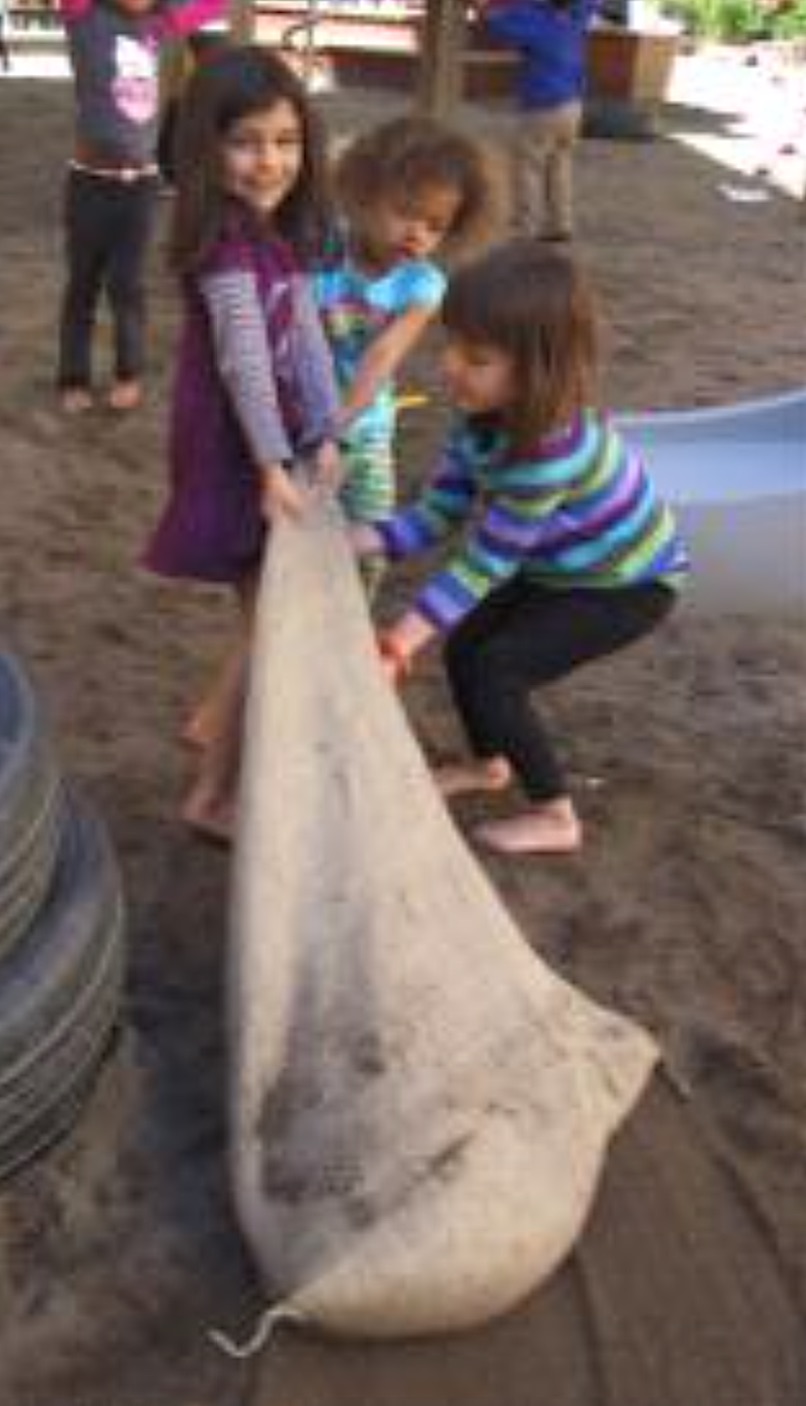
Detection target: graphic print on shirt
<box><xmin>111</xmin><ymin>34</ymin><xmax>158</xmax><ymax>125</ymax></box>
<box><xmin>321</xmin><ymin>299</ymin><xmax>389</xmax><ymax>367</ymax></box>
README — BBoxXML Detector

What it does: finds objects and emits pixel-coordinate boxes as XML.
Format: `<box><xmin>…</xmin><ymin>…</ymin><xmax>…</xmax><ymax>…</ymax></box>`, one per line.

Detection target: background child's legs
<box><xmin>444</xmin><ymin>578</ymin><xmax>675</xmax><ymax>803</ymax></box>
<box><xmin>513</xmin><ymin>102</ymin><xmax>582</xmax><ymax>240</ymax></box>
<box><xmin>543</xmin><ymin>102</ymin><xmax>582</xmax><ymax>240</ymax></box>
<box><xmin>156</xmin><ymin>99</ymin><xmax>180</xmax><ymax>186</ymax></box>
<box><xmin>105</xmin><ymin>177</ymin><xmax>159</xmax><ymax>399</ymax></box>
<box><xmin>58</xmin><ymin>170</ymin><xmax>111</xmax><ymax>393</ymax></box>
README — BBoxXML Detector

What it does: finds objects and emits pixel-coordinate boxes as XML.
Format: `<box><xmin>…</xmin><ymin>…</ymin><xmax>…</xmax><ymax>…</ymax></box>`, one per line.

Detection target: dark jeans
<box><xmin>156</xmin><ymin>99</ymin><xmax>180</xmax><ymax>185</ymax></box>
<box><xmin>444</xmin><ymin>577</ymin><xmax>676</xmax><ymax>802</ymax></box>
<box><xmin>57</xmin><ymin>167</ymin><xmax>159</xmax><ymax>390</ymax></box>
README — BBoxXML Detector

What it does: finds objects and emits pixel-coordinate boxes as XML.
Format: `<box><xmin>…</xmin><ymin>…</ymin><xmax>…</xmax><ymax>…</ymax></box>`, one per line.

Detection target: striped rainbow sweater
<box><xmin>379</xmin><ymin>410</ymin><xmax>688</xmax><ymax>630</ymax></box>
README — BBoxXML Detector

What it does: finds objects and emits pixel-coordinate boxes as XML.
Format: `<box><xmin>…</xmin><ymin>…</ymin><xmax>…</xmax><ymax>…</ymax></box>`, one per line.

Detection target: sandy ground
<box><xmin>0</xmin><ymin>52</ymin><xmax>805</xmax><ymax>1406</ymax></box>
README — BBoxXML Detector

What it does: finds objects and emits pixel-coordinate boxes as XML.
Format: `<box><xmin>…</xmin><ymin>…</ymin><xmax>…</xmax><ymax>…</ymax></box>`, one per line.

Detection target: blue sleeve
<box><xmin>392</xmin><ymin>260</ymin><xmax>446</xmax><ymax>312</ymax></box>
<box><xmin>485</xmin><ymin>0</ymin><xmax>597</xmax><ymax>51</ymax></box>
<box><xmin>379</xmin><ymin>424</ymin><xmax>477</xmax><ymax>556</ymax></box>
<box><xmin>485</xmin><ymin>1</ymin><xmax>555</xmax><ymax>50</ymax></box>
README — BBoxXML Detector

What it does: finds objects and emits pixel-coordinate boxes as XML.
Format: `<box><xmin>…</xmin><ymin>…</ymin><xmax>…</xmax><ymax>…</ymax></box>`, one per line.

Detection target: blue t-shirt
<box><xmin>314</xmin><ymin>252</ymin><xmax>445</xmax><ymax>441</ymax></box>
<box><xmin>485</xmin><ymin>0</ymin><xmax>599</xmax><ymax>111</ymax></box>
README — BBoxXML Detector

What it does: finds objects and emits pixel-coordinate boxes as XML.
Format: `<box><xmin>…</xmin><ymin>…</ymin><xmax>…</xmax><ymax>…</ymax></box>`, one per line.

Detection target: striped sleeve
<box><xmin>286</xmin><ymin>275</ymin><xmax>341</xmax><ymax>451</ymax></box>
<box><xmin>378</xmin><ymin>431</ymin><xmax>477</xmax><ymax>558</ymax></box>
<box><xmin>411</xmin><ymin>413</ymin><xmax>688</xmax><ymax>629</ymax></box>
<box><xmin>201</xmin><ymin>268</ymin><xmax>292</xmax><ymax>468</ymax></box>
<box><xmin>414</xmin><ymin>421</ymin><xmax>597</xmax><ymax>629</ymax></box>
<box><xmin>415</xmin><ymin>481</ymin><xmax>566</xmax><ymax>629</ymax></box>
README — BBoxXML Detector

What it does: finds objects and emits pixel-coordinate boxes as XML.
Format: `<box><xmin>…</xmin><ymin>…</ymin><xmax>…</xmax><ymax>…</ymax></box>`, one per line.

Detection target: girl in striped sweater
<box><xmin>353</xmin><ymin>238</ymin><xmax>688</xmax><ymax>855</ymax></box>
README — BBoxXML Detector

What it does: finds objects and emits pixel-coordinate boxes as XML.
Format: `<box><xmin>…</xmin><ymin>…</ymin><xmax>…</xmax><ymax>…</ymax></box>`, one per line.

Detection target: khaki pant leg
<box><xmin>512</xmin><ymin>102</ymin><xmax>582</xmax><ymax>238</ymax></box>
<box><xmin>511</xmin><ymin>116</ymin><xmax>547</xmax><ymax>235</ymax></box>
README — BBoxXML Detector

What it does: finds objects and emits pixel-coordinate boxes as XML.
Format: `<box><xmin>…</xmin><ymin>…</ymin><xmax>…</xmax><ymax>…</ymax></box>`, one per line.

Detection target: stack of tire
<box><xmin>0</xmin><ymin>650</ymin><xmax>126</xmax><ymax>1182</ymax></box>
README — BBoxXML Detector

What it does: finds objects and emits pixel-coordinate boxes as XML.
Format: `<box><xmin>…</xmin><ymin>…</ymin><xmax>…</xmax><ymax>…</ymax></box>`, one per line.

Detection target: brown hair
<box><xmin>442</xmin><ymin>237</ymin><xmax>600</xmax><ymax>449</ymax></box>
<box><xmin>169</xmin><ymin>46</ymin><xmax>331</xmax><ymax>274</ymax></box>
<box><xmin>334</xmin><ymin>116</ymin><xmax>500</xmax><ymax>258</ymax></box>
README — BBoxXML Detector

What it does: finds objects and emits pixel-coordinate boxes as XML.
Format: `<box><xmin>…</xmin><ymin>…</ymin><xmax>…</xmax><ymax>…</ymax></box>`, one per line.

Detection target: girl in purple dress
<box><xmin>144</xmin><ymin>45</ymin><xmax>341</xmax><ymax>840</ymax></box>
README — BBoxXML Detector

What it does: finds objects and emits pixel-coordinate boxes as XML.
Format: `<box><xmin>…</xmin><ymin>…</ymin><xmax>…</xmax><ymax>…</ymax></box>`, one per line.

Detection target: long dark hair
<box><xmin>169</xmin><ymin>46</ymin><xmax>331</xmax><ymax>273</ymax></box>
<box><xmin>442</xmin><ymin>237</ymin><xmax>600</xmax><ymax>450</ymax></box>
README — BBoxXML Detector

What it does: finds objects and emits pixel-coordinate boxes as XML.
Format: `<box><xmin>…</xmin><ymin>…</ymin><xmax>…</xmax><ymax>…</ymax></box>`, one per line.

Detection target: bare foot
<box><xmin>181</xmin><ymin>792</ymin><xmax>234</xmax><ymax>845</ymax></box>
<box><xmin>474</xmin><ymin>798</ymin><xmax>582</xmax><ymax>856</ymax></box>
<box><xmin>60</xmin><ymin>387</ymin><xmax>94</xmax><ymax>415</ymax></box>
<box><xmin>434</xmin><ymin>756</ymin><xmax>512</xmax><ymax>798</ymax></box>
<box><xmin>108</xmin><ymin>379</ymin><xmax>142</xmax><ymax>412</ymax></box>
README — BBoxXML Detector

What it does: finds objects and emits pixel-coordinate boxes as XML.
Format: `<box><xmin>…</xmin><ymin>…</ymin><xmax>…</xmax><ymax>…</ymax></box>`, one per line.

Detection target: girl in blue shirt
<box><xmin>314</xmin><ymin>116</ymin><xmax>499</xmax><ymax>595</ymax></box>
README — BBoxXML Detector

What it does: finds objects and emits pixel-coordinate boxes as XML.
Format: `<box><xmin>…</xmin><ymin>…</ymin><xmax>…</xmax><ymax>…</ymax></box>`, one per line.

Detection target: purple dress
<box><xmin>145</xmin><ymin>221</ymin><xmax>339</xmax><ymax>584</ymax></box>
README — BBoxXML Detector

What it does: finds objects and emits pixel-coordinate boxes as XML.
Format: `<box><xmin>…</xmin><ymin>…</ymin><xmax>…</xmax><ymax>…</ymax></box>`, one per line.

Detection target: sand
<box><xmin>0</xmin><ymin>53</ymin><xmax>805</xmax><ymax>1406</ymax></box>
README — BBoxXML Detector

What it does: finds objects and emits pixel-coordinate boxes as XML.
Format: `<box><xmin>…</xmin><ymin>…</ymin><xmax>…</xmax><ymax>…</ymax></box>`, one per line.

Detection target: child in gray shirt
<box><xmin>57</xmin><ymin>0</ymin><xmax>227</xmax><ymax>413</ymax></box>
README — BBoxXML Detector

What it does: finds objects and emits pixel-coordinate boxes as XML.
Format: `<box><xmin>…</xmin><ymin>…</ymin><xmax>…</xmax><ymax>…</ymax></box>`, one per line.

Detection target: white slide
<box><xmin>616</xmin><ymin>389</ymin><xmax>806</xmax><ymax>615</ymax></box>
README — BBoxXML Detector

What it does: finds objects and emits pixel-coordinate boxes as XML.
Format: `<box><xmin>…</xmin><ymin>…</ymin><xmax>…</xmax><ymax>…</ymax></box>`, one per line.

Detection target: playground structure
<box><xmin>251</xmin><ymin>1</ymin><xmax>501</xmax><ymax>98</ymax></box>
<box><xmin>250</xmin><ymin>1</ymin><xmax>680</xmax><ymax>120</ymax></box>
<box><xmin>1</xmin><ymin>1</ymin><xmax>679</xmax><ymax>129</ymax></box>
<box><xmin>617</xmin><ymin>389</ymin><xmax>806</xmax><ymax>616</ymax></box>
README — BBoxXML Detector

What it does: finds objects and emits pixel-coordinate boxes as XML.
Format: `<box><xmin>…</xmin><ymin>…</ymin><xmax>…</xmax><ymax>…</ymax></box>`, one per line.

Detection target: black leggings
<box><xmin>443</xmin><ymin>577</ymin><xmax>676</xmax><ymax>802</ymax></box>
<box><xmin>57</xmin><ymin>167</ymin><xmax>159</xmax><ymax>390</ymax></box>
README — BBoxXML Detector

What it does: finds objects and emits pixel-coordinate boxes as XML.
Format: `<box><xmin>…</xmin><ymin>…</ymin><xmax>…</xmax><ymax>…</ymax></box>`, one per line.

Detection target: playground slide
<box><xmin>616</xmin><ymin>389</ymin><xmax>806</xmax><ymax>615</ymax></box>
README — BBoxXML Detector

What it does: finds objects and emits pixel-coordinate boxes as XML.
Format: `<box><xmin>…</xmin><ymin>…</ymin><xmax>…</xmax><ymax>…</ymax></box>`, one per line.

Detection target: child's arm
<box><xmin>352</xmin><ymin>427</ymin><xmax>492</xmax><ymax>677</ymax></box>
<box><xmin>481</xmin><ymin>1</ymin><xmax>550</xmax><ymax>48</ymax></box>
<box><xmin>56</xmin><ymin>0</ymin><xmax>93</xmax><ymax>23</ymax></box>
<box><xmin>351</xmin><ymin>425</ymin><xmax>476</xmax><ymax>671</ymax></box>
<box><xmin>57</xmin><ymin>0</ymin><xmax>228</xmax><ymax>33</ymax></box>
<box><xmin>288</xmin><ymin>276</ymin><xmax>343</xmax><ymax>459</ymax></box>
<box><xmin>260</xmin><ymin>464</ymin><xmax>307</xmax><ymax>522</ymax></box>
<box><xmin>414</xmin><ymin>453</ymin><xmax>576</xmax><ymax>633</ymax></box>
<box><xmin>482</xmin><ymin>0</ymin><xmax>597</xmax><ymax>51</ymax></box>
<box><xmin>376</xmin><ymin>429</ymin><xmax>477</xmax><ymax>556</ymax></box>
<box><xmin>201</xmin><ymin>265</ymin><xmax>305</xmax><ymax>519</ymax></box>
<box><xmin>157</xmin><ymin>0</ymin><xmax>229</xmax><ymax>41</ymax></box>
<box><xmin>337</xmin><ymin>303</ymin><xmax>437</xmax><ymax>434</ymax></box>
<box><xmin>378</xmin><ymin>609</ymin><xmax>436</xmax><ymax>681</ymax></box>
<box><xmin>377</xmin><ymin>475</ymin><xmax>557</xmax><ymax>676</ymax></box>
<box><xmin>379</xmin><ymin>433</ymin><xmax>582</xmax><ymax>672</ymax></box>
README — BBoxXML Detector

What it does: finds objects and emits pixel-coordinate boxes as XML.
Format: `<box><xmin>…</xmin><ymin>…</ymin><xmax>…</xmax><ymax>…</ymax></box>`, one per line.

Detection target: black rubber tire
<box><xmin>0</xmin><ymin>652</ymin><xmax>65</xmax><ymax>961</ymax></box>
<box><xmin>0</xmin><ymin>793</ymin><xmax>127</xmax><ymax>1183</ymax></box>
<box><xmin>0</xmin><ymin>778</ymin><xmax>66</xmax><ymax>963</ymax></box>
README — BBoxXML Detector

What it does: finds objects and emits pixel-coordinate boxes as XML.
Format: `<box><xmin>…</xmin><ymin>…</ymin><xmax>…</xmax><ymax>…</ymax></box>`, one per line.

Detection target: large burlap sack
<box><xmin>228</xmin><ymin>496</ymin><xmax>657</xmax><ymax>1341</ymax></box>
